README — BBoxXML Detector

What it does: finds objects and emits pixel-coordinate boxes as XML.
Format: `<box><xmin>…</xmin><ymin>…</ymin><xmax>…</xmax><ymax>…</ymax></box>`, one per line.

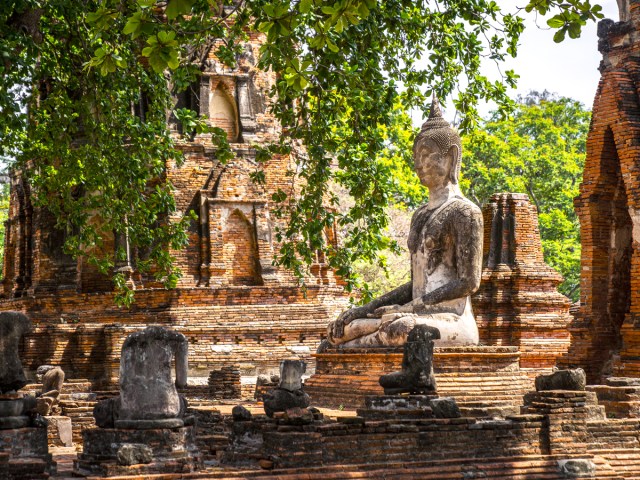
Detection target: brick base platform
<box><xmin>74</xmin><ymin>426</ymin><xmax>201</xmax><ymax>477</ymax></box>
<box><xmin>0</xmin><ymin>425</ymin><xmax>54</xmax><ymax>479</ymax></box>
<box><xmin>304</xmin><ymin>346</ymin><xmax>533</xmax><ymax>416</ymax></box>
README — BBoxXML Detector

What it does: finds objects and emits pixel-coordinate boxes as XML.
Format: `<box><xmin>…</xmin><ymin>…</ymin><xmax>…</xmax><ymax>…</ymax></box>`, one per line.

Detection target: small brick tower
<box><xmin>0</xmin><ymin>29</ymin><xmax>348</xmax><ymax>385</ymax></box>
<box><xmin>562</xmin><ymin>0</ymin><xmax>640</xmax><ymax>382</ymax></box>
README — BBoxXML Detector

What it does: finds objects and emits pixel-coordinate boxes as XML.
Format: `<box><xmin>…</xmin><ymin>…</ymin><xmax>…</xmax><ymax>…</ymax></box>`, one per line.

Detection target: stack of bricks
<box><xmin>208</xmin><ymin>366</ymin><xmax>242</xmax><ymax>399</ymax></box>
<box><xmin>473</xmin><ymin>193</ymin><xmax>572</xmax><ymax>372</ymax></box>
<box><xmin>0</xmin><ymin>18</ymin><xmax>349</xmax><ymax>386</ymax></box>
<box><xmin>588</xmin><ymin>377</ymin><xmax>640</xmax><ymax>418</ymax></box>
<box><xmin>561</xmin><ymin>1</ymin><xmax>640</xmax><ymax>383</ymax></box>
<box><xmin>522</xmin><ymin>390</ymin><xmax>605</xmax><ymax>455</ymax></box>
<box><xmin>221</xmin><ymin>409</ymin><xmax>546</xmax><ymax>471</ymax></box>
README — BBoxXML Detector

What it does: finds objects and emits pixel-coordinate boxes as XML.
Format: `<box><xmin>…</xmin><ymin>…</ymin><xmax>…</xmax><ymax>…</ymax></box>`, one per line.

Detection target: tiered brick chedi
<box><xmin>0</xmin><ymin>29</ymin><xmax>347</xmax><ymax>385</ymax></box>
<box><xmin>562</xmin><ymin>0</ymin><xmax>640</xmax><ymax>382</ymax></box>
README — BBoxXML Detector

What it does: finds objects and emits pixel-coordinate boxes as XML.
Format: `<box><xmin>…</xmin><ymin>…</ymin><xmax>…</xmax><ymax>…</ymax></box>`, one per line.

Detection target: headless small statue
<box><xmin>35</xmin><ymin>365</ymin><xmax>65</xmax><ymax>416</ymax></box>
<box><xmin>119</xmin><ymin>326</ymin><xmax>188</xmax><ymax>421</ymax></box>
<box><xmin>379</xmin><ymin>324</ymin><xmax>440</xmax><ymax>395</ymax></box>
<box><xmin>0</xmin><ymin>311</ymin><xmax>32</xmax><ymax>393</ymax></box>
<box><xmin>94</xmin><ymin>326</ymin><xmax>189</xmax><ymax>428</ymax></box>
<box><xmin>327</xmin><ymin>98</ymin><xmax>483</xmax><ymax>347</ymax></box>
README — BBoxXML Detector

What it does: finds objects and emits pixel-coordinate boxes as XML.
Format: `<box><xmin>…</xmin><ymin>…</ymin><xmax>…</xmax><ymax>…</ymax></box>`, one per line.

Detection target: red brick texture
<box><xmin>561</xmin><ymin>4</ymin><xmax>640</xmax><ymax>382</ymax></box>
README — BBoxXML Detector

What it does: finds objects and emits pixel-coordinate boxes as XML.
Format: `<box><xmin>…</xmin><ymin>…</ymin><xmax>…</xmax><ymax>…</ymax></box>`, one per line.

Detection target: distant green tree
<box><xmin>461</xmin><ymin>92</ymin><xmax>589</xmax><ymax>300</ymax></box>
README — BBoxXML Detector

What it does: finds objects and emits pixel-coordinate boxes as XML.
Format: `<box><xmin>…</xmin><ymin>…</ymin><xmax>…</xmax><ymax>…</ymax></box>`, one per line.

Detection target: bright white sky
<box><xmin>429</xmin><ymin>0</ymin><xmax>620</xmax><ymax>122</ymax></box>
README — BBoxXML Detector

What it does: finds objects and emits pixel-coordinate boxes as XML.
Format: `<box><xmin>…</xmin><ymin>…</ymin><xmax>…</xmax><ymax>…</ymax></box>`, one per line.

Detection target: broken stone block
<box><xmin>430</xmin><ymin>397</ymin><xmax>461</xmax><ymax>418</ymax></box>
<box><xmin>263</xmin><ymin>388</ymin><xmax>310</xmax><ymax>418</ymax></box>
<box><xmin>535</xmin><ymin>368</ymin><xmax>586</xmax><ymax>392</ymax></box>
<box><xmin>232</xmin><ymin>405</ymin><xmax>252</xmax><ymax>422</ymax></box>
<box><xmin>116</xmin><ymin>443</ymin><xmax>153</xmax><ymax>466</ymax></box>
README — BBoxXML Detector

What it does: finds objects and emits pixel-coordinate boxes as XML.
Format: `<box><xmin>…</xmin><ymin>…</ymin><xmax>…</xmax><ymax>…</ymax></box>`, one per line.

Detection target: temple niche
<box><xmin>208</xmin><ymin>81</ymin><xmax>239</xmax><ymax>142</ymax></box>
<box><xmin>0</xmin><ymin>30</ymin><xmax>348</xmax><ymax>386</ymax></box>
<box><xmin>561</xmin><ymin>1</ymin><xmax>640</xmax><ymax>382</ymax></box>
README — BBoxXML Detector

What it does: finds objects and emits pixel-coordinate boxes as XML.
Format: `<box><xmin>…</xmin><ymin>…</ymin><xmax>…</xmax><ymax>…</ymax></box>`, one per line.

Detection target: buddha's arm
<box><xmin>330</xmin><ymin>282</ymin><xmax>412</xmax><ymax>340</ymax></box>
<box><xmin>342</xmin><ymin>281</ymin><xmax>413</xmax><ymax>322</ymax></box>
<box><xmin>414</xmin><ymin>206</ymin><xmax>483</xmax><ymax>310</ymax></box>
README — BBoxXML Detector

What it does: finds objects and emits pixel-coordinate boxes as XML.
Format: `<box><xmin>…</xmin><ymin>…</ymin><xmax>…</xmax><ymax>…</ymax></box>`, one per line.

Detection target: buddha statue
<box><xmin>327</xmin><ymin>98</ymin><xmax>483</xmax><ymax>347</ymax></box>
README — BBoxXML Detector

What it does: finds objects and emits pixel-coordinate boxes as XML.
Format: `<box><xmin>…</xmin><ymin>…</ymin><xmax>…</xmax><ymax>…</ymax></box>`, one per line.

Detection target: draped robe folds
<box><xmin>333</xmin><ymin>196</ymin><xmax>483</xmax><ymax>347</ymax></box>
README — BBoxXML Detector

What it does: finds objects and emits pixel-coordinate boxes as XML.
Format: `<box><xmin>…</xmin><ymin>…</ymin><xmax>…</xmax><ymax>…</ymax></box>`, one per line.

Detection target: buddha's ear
<box><xmin>447</xmin><ymin>144</ymin><xmax>460</xmax><ymax>184</ymax></box>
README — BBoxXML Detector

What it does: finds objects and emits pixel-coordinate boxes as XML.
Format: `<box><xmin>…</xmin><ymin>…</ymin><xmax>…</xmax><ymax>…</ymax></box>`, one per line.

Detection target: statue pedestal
<box><xmin>74</xmin><ymin>425</ymin><xmax>201</xmax><ymax>477</ymax></box>
<box><xmin>304</xmin><ymin>346</ymin><xmax>533</xmax><ymax>417</ymax></box>
<box><xmin>0</xmin><ymin>424</ymin><xmax>53</xmax><ymax>479</ymax></box>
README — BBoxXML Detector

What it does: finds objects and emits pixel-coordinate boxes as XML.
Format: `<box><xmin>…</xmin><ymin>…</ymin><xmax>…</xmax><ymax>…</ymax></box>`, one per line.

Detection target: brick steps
<box><xmin>81</xmin><ymin>455</ymin><xmax>622</xmax><ymax>480</ymax></box>
<box><xmin>590</xmin><ymin>449</ymin><xmax>640</xmax><ymax>478</ymax></box>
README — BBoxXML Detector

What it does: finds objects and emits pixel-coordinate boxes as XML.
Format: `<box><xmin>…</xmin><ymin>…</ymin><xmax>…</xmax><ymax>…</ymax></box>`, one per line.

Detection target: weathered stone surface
<box><xmin>76</xmin><ymin>426</ymin><xmax>201</xmax><ymax>476</ymax></box>
<box><xmin>114</xmin><ymin>418</ymin><xmax>186</xmax><ymax>429</ymax></box>
<box><xmin>38</xmin><ymin>365</ymin><xmax>64</xmax><ymax>393</ymax></box>
<box><xmin>263</xmin><ymin>358</ymin><xmax>310</xmax><ymax>417</ymax></box>
<box><xmin>535</xmin><ymin>368</ymin><xmax>586</xmax><ymax>392</ymax></box>
<box><xmin>0</xmin><ymin>415</ymin><xmax>30</xmax><ymax>429</ymax></box>
<box><xmin>119</xmin><ymin>326</ymin><xmax>188</xmax><ymax>421</ymax></box>
<box><xmin>36</xmin><ymin>366</ymin><xmax>64</xmax><ymax>415</ymax></box>
<box><xmin>93</xmin><ymin>396</ymin><xmax>120</xmax><ymax>428</ymax></box>
<box><xmin>0</xmin><ymin>312</ymin><xmax>31</xmax><ymax>393</ymax></box>
<box><xmin>557</xmin><ymin>459</ymin><xmax>596</xmax><ymax>476</ymax></box>
<box><xmin>232</xmin><ymin>405</ymin><xmax>252</xmax><ymax>421</ymax></box>
<box><xmin>278</xmin><ymin>359</ymin><xmax>306</xmax><ymax>391</ymax></box>
<box><xmin>263</xmin><ymin>388</ymin><xmax>310</xmax><ymax>418</ymax></box>
<box><xmin>327</xmin><ymin>98</ymin><xmax>482</xmax><ymax>348</ymax></box>
<box><xmin>379</xmin><ymin>324</ymin><xmax>440</xmax><ymax>395</ymax></box>
<box><xmin>116</xmin><ymin>443</ymin><xmax>153</xmax><ymax>466</ymax></box>
<box><xmin>46</xmin><ymin>415</ymin><xmax>72</xmax><ymax>447</ymax></box>
<box><xmin>364</xmin><ymin>395</ymin><xmax>434</xmax><ymax>411</ymax></box>
<box><xmin>430</xmin><ymin>397</ymin><xmax>461</xmax><ymax>418</ymax></box>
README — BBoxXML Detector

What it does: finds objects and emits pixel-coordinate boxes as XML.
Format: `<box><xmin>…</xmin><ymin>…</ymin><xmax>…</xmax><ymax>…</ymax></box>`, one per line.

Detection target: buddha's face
<box><xmin>413</xmin><ymin>138</ymin><xmax>454</xmax><ymax>189</ymax></box>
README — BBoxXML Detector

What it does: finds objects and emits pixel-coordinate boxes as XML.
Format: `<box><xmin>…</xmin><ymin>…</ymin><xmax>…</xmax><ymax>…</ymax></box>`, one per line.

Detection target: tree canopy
<box><xmin>0</xmin><ymin>0</ymin><xmax>603</xmax><ymax>301</ymax></box>
<box><xmin>462</xmin><ymin>92</ymin><xmax>589</xmax><ymax>300</ymax></box>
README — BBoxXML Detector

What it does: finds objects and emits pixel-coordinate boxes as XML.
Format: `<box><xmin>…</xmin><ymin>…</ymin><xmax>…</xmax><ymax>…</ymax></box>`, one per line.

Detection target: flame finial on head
<box><xmin>421</xmin><ymin>96</ymin><xmax>450</xmax><ymax>132</ymax></box>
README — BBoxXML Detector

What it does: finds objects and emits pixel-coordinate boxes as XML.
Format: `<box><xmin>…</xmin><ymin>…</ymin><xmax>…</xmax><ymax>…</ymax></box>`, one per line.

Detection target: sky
<box><xmin>428</xmin><ymin>0</ymin><xmax>620</xmax><ymax>123</ymax></box>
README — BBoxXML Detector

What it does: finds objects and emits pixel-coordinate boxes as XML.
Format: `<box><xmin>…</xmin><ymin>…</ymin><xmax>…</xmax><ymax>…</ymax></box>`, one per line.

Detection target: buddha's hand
<box><xmin>330</xmin><ymin>307</ymin><xmax>366</xmax><ymax>340</ymax></box>
<box><xmin>373</xmin><ymin>304</ymin><xmax>413</xmax><ymax>316</ymax></box>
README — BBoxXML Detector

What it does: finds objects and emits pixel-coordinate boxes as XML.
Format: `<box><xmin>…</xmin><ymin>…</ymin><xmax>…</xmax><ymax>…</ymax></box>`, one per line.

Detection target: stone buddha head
<box><xmin>412</xmin><ymin>97</ymin><xmax>462</xmax><ymax>189</ymax></box>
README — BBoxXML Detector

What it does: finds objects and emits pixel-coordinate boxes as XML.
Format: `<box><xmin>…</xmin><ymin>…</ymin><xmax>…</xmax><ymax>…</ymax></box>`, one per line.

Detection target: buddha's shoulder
<box><xmin>444</xmin><ymin>196</ymin><xmax>482</xmax><ymax>219</ymax></box>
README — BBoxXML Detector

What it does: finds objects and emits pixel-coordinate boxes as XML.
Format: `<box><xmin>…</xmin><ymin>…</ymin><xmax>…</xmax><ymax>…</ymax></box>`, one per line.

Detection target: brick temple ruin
<box><xmin>561</xmin><ymin>0</ymin><xmax>640</xmax><ymax>384</ymax></box>
<box><xmin>8</xmin><ymin>1</ymin><xmax>640</xmax><ymax>479</ymax></box>
<box><xmin>0</xmin><ymin>28</ymin><xmax>348</xmax><ymax>386</ymax></box>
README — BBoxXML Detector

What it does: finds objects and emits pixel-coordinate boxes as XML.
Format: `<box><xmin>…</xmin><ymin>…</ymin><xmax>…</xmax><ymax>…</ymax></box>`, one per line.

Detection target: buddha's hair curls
<box><xmin>413</xmin><ymin>96</ymin><xmax>462</xmax><ymax>184</ymax></box>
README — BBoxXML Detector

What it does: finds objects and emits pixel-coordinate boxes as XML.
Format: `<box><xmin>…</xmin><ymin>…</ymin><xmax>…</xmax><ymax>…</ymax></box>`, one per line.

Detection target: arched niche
<box><xmin>222</xmin><ymin>209</ymin><xmax>262</xmax><ymax>286</ymax></box>
<box><xmin>599</xmin><ymin>127</ymin><xmax>632</xmax><ymax>340</ymax></box>
<box><xmin>209</xmin><ymin>84</ymin><xmax>239</xmax><ymax>142</ymax></box>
